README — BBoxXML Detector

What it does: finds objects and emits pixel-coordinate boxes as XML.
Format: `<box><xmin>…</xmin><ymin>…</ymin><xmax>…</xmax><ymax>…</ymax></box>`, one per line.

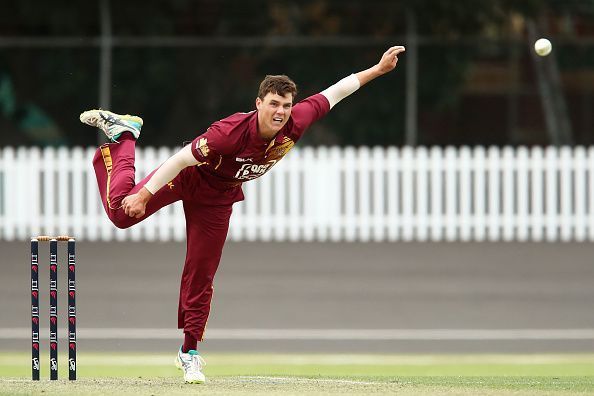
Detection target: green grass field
<box><xmin>1</xmin><ymin>353</ymin><xmax>594</xmax><ymax>395</ymax></box>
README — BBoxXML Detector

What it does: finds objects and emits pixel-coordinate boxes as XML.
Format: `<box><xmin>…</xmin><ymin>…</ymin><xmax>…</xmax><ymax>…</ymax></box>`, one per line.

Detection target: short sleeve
<box><xmin>290</xmin><ymin>93</ymin><xmax>330</xmax><ymax>134</ymax></box>
<box><xmin>190</xmin><ymin>124</ymin><xmax>227</xmax><ymax>164</ymax></box>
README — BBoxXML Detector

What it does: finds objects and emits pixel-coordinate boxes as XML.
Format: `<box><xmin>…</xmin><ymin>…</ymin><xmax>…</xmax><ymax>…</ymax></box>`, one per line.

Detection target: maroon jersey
<box><xmin>190</xmin><ymin>93</ymin><xmax>330</xmax><ymax>192</ymax></box>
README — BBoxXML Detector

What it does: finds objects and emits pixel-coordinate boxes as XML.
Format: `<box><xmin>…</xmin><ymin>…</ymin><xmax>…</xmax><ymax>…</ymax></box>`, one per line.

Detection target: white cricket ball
<box><xmin>534</xmin><ymin>38</ymin><xmax>552</xmax><ymax>56</ymax></box>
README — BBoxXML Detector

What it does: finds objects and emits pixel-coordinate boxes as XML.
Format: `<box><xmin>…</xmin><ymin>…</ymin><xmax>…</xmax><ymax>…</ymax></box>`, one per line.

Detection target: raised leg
<box><xmin>92</xmin><ymin>136</ymin><xmax>182</xmax><ymax>228</ymax></box>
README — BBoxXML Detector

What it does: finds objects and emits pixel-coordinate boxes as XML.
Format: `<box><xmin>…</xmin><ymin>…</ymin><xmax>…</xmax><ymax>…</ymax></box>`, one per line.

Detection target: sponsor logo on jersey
<box><xmin>235</xmin><ymin>157</ymin><xmax>253</xmax><ymax>162</ymax></box>
<box><xmin>235</xmin><ymin>160</ymin><xmax>277</xmax><ymax>180</ymax></box>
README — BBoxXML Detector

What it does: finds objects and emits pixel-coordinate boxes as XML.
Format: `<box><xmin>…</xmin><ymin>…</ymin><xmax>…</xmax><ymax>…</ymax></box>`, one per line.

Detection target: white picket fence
<box><xmin>1</xmin><ymin>145</ymin><xmax>593</xmax><ymax>242</ymax></box>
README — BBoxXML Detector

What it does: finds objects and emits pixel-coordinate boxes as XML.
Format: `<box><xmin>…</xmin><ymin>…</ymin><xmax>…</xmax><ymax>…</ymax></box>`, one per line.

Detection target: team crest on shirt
<box><xmin>266</xmin><ymin>137</ymin><xmax>295</xmax><ymax>161</ymax></box>
<box><xmin>196</xmin><ymin>138</ymin><xmax>209</xmax><ymax>157</ymax></box>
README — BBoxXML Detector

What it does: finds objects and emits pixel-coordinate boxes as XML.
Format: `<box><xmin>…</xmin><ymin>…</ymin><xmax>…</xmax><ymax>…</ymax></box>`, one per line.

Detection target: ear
<box><xmin>255</xmin><ymin>97</ymin><xmax>262</xmax><ymax>110</ymax></box>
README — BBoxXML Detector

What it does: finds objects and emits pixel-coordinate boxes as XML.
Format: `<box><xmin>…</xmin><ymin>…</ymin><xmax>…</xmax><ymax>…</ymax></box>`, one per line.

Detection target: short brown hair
<box><xmin>257</xmin><ymin>75</ymin><xmax>298</xmax><ymax>100</ymax></box>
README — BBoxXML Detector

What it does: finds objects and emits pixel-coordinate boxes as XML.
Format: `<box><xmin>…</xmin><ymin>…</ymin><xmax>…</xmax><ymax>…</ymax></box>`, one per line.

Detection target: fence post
<box><xmin>288</xmin><ymin>149</ymin><xmax>301</xmax><ymax>242</ymax></box>
<box><xmin>429</xmin><ymin>147</ymin><xmax>443</xmax><ymax>241</ymax></box>
<box><xmin>516</xmin><ymin>147</ymin><xmax>529</xmax><ymax>241</ymax></box>
<box><xmin>589</xmin><ymin>147</ymin><xmax>594</xmax><ymax>241</ymax></box>
<box><xmin>560</xmin><ymin>146</ymin><xmax>573</xmax><ymax>242</ymax></box>
<box><xmin>459</xmin><ymin>146</ymin><xmax>471</xmax><ymax>242</ymax></box>
<box><xmin>445</xmin><ymin>147</ymin><xmax>457</xmax><ymax>242</ymax></box>
<box><xmin>303</xmin><ymin>147</ymin><xmax>316</xmax><ymax>242</ymax></box>
<box><xmin>401</xmin><ymin>146</ymin><xmax>414</xmax><ymax>241</ymax></box>
<box><xmin>487</xmin><ymin>147</ymin><xmax>501</xmax><ymax>241</ymax></box>
<box><xmin>545</xmin><ymin>146</ymin><xmax>559</xmax><ymax>242</ymax></box>
<box><xmin>416</xmin><ymin>147</ymin><xmax>429</xmax><ymax>242</ymax></box>
<box><xmin>574</xmin><ymin>147</ymin><xmax>587</xmax><ymax>242</ymax></box>
<box><xmin>328</xmin><ymin>146</ymin><xmax>342</xmax><ymax>242</ymax></box>
<box><xmin>473</xmin><ymin>146</ymin><xmax>486</xmax><ymax>241</ymax></box>
<box><xmin>502</xmin><ymin>146</ymin><xmax>515</xmax><ymax>242</ymax></box>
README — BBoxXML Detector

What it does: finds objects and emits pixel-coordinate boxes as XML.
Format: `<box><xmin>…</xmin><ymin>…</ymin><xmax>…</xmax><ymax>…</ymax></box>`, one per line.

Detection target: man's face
<box><xmin>256</xmin><ymin>92</ymin><xmax>293</xmax><ymax>136</ymax></box>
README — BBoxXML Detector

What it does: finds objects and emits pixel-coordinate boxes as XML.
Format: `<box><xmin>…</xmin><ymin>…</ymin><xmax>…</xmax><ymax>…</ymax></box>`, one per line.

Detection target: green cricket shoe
<box><xmin>79</xmin><ymin>109</ymin><xmax>143</xmax><ymax>142</ymax></box>
<box><xmin>175</xmin><ymin>347</ymin><xmax>206</xmax><ymax>384</ymax></box>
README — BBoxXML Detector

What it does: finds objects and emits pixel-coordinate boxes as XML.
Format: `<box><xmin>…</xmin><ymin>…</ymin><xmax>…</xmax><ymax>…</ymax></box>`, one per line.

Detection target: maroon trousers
<box><xmin>92</xmin><ymin>138</ymin><xmax>233</xmax><ymax>341</ymax></box>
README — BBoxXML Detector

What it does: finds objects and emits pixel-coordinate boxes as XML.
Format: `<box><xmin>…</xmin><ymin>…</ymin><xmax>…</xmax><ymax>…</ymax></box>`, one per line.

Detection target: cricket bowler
<box><xmin>80</xmin><ymin>45</ymin><xmax>405</xmax><ymax>383</ymax></box>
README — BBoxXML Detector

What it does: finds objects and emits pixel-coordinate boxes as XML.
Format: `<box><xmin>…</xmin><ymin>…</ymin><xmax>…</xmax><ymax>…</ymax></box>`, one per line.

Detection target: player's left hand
<box><xmin>377</xmin><ymin>46</ymin><xmax>406</xmax><ymax>74</ymax></box>
<box><xmin>121</xmin><ymin>188</ymin><xmax>152</xmax><ymax>218</ymax></box>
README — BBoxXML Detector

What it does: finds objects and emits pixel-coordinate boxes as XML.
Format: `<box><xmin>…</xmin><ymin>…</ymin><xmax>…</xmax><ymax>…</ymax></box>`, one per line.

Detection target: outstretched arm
<box><xmin>321</xmin><ymin>45</ymin><xmax>405</xmax><ymax>108</ymax></box>
<box><xmin>121</xmin><ymin>144</ymin><xmax>198</xmax><ymax>218</ymax></box>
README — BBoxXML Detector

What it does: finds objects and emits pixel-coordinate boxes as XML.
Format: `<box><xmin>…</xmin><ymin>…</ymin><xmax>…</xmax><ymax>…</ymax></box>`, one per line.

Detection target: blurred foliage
<box><xmin>1</xmin><ymin>0</ymin><xmax>594</xmax><ymax>147</ymax></box>
<box><xmin>0</xmin><ymin>0</ymin><xmax>557</xmax><ymax>37</ymax></box>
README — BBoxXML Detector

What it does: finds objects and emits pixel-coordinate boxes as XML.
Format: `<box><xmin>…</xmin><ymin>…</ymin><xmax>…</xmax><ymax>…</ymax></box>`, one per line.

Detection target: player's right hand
<box><xmin>121</xmin><ymin>188</ymin><xmax>152</xmax><ymax>218</ymax></box>
<box><xmin>376</xmin><ymin>45</ymin><xmax>405</xmax><ymax>75</ymax></box>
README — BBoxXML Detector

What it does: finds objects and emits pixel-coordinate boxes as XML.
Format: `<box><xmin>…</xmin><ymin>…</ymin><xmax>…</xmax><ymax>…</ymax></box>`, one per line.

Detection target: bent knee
<box><xmin>108</xmin><ymin>211</ymin><xmax>135</xmax><ymax>229</ymax></box>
